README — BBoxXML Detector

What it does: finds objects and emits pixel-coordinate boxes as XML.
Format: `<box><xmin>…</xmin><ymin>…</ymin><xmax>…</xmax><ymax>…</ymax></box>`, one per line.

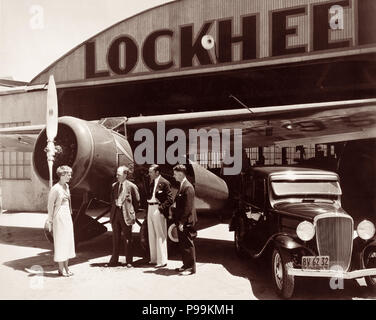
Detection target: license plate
<box><xmin>302</xmin><ymin>256</ymin><xmax>330</xmax><ymax>270</ymax></box>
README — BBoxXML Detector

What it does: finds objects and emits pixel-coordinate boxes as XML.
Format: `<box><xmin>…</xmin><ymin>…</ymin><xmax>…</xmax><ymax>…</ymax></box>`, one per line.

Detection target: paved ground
<box><xmin>0</xmin><ymin>212</ymin><xmax>375</xmax><ymax>300</ymax></box>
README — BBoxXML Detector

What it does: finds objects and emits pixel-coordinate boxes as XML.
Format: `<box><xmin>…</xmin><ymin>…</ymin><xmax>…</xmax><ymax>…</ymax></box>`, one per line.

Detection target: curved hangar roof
<box><xmin>30</xmin><ymin>0</ymin><xmax>376</xmax><ymax>88</ymax></box>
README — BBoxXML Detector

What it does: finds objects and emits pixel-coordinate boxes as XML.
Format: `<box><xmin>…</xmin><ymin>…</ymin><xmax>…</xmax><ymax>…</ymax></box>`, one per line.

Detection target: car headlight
<box><xmin>357</xmin><ymin>220</ymin><xmax>376</xmax><ymax>240</ymax></box>
<box><xmin>296</xmin><ymin>221</ymin><xmax>315</xmax><ymax>241</ymax></box>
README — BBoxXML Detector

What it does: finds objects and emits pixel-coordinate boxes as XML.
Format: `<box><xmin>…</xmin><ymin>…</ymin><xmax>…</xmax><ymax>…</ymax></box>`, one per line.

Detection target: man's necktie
<box><xmin>118</xmin><ymin>182</ymin><xmax>123</xmax><ymax>197</ymax></box>
<box><xmin>149</xmin><ymin>181</ymin><xmax>155</xmax><ymax>200</ymax></box>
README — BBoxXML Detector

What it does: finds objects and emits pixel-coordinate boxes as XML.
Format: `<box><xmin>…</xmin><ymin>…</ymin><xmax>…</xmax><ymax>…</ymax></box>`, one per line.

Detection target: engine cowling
<box><xmin>33</xmin><ymin>116</ymin><xmax>133</xmax><ymax>200</ymax></box>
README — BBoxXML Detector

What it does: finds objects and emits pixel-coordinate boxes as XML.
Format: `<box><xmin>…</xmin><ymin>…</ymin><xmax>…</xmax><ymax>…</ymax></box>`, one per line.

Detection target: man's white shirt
<box><xmin>150</xmin><ymin>175</ymin><xmax>161</xmax><ymax>202</ymax></box>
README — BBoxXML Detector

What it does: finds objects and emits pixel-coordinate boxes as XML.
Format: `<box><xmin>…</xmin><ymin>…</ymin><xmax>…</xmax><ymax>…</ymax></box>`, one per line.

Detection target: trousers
<box><xmin>110</xmin><ymin>207</ymin><xmax>133</xmax><ymax>264</ymax></box>
<box><xmin>177</xmin><ymin>227</ymin><xmax>196</xmax><ymax>272</ymax></box>
<box><xmin>147</xmin><ymin>204</ymin><xmax>167</xmax><ymax>265</ymax></box>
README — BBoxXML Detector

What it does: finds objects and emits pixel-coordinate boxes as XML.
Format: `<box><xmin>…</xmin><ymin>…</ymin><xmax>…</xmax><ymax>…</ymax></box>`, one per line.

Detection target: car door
<box><xmin>242</xmin><ymin>176</ymin><xmax>270</xmax><ymax>253</ymax></box>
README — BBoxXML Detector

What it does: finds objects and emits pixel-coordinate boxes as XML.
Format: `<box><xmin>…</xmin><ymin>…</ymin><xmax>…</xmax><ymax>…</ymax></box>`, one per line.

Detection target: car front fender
<box><xmin>365</xmin><ymin>239</ymin><xmax>376</xmax><ymax>248</ymax></box>
<box><xmin>273</xmin><ymin>234</ymin><xmax>304</xmax><ymax>251</ymax></box>
<box><xmin>361</xmin><ymin>239</ymin><xmax>376</xmax><ymax>259</ymax></box>
<box><xmin>350</xmin><ymin>238</ymin><xmax>376</xmax><ymax>270</ymax></box>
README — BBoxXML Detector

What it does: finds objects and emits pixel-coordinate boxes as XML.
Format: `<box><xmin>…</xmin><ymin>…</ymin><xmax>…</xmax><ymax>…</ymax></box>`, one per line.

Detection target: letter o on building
<box><xmin>107</xmin><ymin>36</ymin><xmax>138</xmax><ymax>75</ymax></box>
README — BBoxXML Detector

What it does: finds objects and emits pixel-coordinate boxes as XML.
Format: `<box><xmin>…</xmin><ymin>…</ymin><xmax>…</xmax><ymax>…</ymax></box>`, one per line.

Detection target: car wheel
<box><xmin>234</xmin><ymin>227</ymin><xmax>247</xmax><ymax>259</ymax></box>
<box><xmin>272</xmin><ymin>248</ymin><xmax>295</xmax><ymax>299</ymax></box>
<box><xmin>363</xmin><ymin>248</ymin><xmax>376</xmax><ymax>292</ymax></box>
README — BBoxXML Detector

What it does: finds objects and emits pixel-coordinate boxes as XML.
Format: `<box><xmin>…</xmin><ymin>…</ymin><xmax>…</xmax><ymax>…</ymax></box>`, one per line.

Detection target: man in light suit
<box><xmin>172</xmin><ymin>164</ymin><xmax>198</xmax><ymax>275</ymax></box>
<box><xmin>108</xmin><ymin>166</ymin><xmax>140</xmax><ymax>268</ymax></box>
<box><xmin>147</xmin><ymin>164</ymin><xmax>173</xmax><ymax>267</ymax></box>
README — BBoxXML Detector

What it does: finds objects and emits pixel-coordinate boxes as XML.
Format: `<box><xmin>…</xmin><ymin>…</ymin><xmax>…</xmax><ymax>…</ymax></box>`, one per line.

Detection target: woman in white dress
<box><xmin>46</xmin><ymin>165</ymin><xmax>76</xmax><ymax>277</ymax></box>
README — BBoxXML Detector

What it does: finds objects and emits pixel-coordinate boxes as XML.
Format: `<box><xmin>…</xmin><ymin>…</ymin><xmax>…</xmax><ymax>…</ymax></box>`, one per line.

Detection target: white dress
<box><xmin>48</xmin><ymin>183</ymin><xmax>76</xmax><ymax>262</ymax></box>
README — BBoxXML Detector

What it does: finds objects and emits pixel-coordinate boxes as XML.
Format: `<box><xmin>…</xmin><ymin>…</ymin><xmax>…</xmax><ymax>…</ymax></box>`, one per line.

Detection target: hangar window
<box><xmin>0</xmin><ymin>122</ymin><xmax>32</xmax><ymax>180</ymax></box>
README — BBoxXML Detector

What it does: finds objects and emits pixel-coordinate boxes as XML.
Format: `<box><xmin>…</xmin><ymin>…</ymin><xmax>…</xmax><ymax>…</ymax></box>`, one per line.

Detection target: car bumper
<box><xmin>288</xmin><ymin>268</ymin><xmax>376</xmax><ymax>279</ymax></box>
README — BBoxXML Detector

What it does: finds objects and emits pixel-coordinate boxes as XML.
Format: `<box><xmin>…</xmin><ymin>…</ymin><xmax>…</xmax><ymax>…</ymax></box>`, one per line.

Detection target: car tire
<box><xmin>234</xmin><ymin>227</ymin><xmax>247</xmax><ymax>259</ymax></box>
<box><xmin>271</xmin><ymin>248</ymin><xmax>295</xmax><ymax>299</ymax></box>
<box><xmin>363</xmin><ymin>247</ymin><xmax>376</xmax><ymax>292</ymax></box>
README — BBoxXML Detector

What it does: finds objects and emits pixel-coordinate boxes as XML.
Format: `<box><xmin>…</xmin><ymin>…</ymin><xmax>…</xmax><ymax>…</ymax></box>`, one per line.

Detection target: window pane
<box><xmin>24</xmin><ymin>166</ymin><xmax>31</xmax><ymax>179</ymax></box>
<box><xmin>10</xmin><ymin>152</ymin><xmax>17</xmax><ymax>164</ymax></box>
<box><xmin>17</xmin><ymin>166</ymin><xmax>24</xmax><ymax>179</ymax></box>
<box><xmin>272</xmin><ymin>181</ymin><xmax>341</xmax><ymax>196</ymax></box>
<box><xmin>10</xmin><ymin>166</ymin><xmax>17</xmax><ymax>179</ymax></box>
<box><xmin>17</xmin><ymin>152</ymin><xmax>24</xmax><ymax>165</ymax></box>
<box><xmin>0</xmin><ymin>124</ymin><xmax>33</xmax><ymax>179</ymax></box>
<box><xmin>24</xmin><ymin>152</ymin><xmax>31</xmax><ymax>164</ymax></box>
<box><xmin>4</xmin><ymin>152</ymin><xmax>10</xmax><ymax>165</ymax></box>
<box><xmin>3</xmin><ymin>166</ymin><xmax>10</xmax><ymax>179</ymax></box>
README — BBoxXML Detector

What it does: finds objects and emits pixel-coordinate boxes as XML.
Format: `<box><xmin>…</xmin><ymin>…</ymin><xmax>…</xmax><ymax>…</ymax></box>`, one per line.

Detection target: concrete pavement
<box><xmin>0</xmin><ymin>212</ymin><xmax>375</xmax><ymax>300</ymax></box>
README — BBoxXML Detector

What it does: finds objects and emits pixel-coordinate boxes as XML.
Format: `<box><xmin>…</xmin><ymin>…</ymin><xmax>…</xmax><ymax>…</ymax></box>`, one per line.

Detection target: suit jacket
<box><xmin>173</xmin><ymin>179</ymin><xmax>197</xmax><ymax>226</ymax></box>
<box><xmin>149</xmin><ymin>175</ymin><xmax>173</xmax><ymax>219</ymax></box>
<box><xmin>110</xmin><ymin>180</ymin><xmax>140</xmax><ymax>225</ymax></box>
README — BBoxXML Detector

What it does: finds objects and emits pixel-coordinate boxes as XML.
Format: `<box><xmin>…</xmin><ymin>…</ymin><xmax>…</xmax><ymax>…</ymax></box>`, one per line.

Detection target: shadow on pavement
<box><xmin>2</xmin><ymin>219</ymin><xmax>376</xmax><ymax>300</ymax></box>
<box><xmin>0</xmin><ymin>226</ymin><xmax>51</xmax><ymax>250</ymax></box>
<box><xmin>143</xmin><ymin>268</ymin><xmax>179</xmax><ymax>277</ymax></box>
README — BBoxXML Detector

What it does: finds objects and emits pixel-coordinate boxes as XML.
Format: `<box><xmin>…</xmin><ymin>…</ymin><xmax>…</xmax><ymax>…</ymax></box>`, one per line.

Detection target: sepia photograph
<box><xmin>0</xmin><ymin>0</ymin><xmax>375</xmax><ymax>306</ymax></box>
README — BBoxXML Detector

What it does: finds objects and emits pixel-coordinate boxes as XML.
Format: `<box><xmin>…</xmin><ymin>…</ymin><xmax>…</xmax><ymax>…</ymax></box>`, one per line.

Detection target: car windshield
<box><xmin>271</xmin><ymin>180</ymin><xmax>341</xmax><ymax>197</ymax></box>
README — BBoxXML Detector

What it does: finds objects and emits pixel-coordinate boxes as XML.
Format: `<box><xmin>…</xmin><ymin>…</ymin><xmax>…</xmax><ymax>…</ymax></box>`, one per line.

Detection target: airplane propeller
<box><xmin>45</xmin><ymin>75</ymin><xmax>58</xmax><ymax>189</ymax></box>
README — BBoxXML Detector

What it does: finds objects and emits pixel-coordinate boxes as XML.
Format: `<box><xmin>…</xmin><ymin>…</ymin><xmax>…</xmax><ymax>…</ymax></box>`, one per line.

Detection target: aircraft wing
<box><xmin>126</xmin><ymin>98</ymin><xmax>376</xmax><ymax>149</ymax></box>
<box><xmin>0</xmin><ymin>125</ymin><xmax>44</xmax><ymax>152</ymax></box>
<box><xmin>1</xmin><ymin>98</ymin><xmax>375</xmax><ymax>152</ymax></box>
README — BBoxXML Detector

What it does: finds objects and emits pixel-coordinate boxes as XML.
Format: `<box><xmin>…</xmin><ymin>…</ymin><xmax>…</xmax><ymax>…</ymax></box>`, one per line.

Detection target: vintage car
<box><xmin>229</xmin><ymin>166</ymin><xmax>376</xmax><ymax>299</ymax></box>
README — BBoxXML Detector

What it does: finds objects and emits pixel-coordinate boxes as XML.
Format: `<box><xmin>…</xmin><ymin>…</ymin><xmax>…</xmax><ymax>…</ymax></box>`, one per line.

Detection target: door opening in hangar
<box><xmin>56</xmin><ymin>54</ymin><xmax>376</xmax><ymax>120</ymax></box>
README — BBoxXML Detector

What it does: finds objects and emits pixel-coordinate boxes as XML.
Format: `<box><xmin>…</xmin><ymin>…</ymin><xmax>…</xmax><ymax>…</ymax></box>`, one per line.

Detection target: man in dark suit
<box><xmin>108</xmin><ymin>166</ymin><xmax>140</xmax><ymax>268</ymax></box>
<box><xmin>172</xmin><ymin>164</ymin><xmax>198</xmax><ymax>275</ymax></box>
<box><xmin>147</xmin><ymin>164</ymin><xmax>173</xmax><ymax>267</ymax></box>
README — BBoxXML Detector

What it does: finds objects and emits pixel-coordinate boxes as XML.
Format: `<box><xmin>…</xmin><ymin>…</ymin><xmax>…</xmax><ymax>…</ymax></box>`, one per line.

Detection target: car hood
<box><xmin>273</xmin><ymin>202</ymin><xmax>347</xmax><ymax>220</ymax></box>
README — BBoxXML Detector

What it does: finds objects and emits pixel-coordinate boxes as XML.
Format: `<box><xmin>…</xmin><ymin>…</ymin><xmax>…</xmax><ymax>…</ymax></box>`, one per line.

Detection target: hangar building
<box><xmin>0</xmin><ymin>0</ymin><xmax>375</xmax><ymax>211</ymax></box>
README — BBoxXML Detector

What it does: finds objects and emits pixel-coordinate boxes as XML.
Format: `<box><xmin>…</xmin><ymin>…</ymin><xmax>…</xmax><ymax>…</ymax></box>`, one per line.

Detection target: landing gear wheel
<box><xmin>363</xmin><ymin>248</ymin><xmax>376</xmax><ymax>292</ymax></box>
<box><xmin>272</xmin><ymin>248</ymin><xmax>295</xmax><ymax>299</ymax></box>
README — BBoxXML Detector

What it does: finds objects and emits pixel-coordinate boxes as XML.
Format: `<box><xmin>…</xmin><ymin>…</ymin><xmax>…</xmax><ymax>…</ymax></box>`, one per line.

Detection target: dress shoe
<box><xmin>155</xmin><ymin>263</ymin><xmax>167</xmax><ymax>268</ymax></box>
<box><xmin>175</xmin><ymin>266</ymin><xmax>188</xmax><ymax>272</ymax></box>
<box><xmin>126</xmin><ymin>263</ymin><xmax>133</xmax><ymax>268</ymax></box>
<box><xmin>58</xmin><ymin>270</ymin><xmax>68</xmax><ymax>277</ymax></box>
<box><xmin>66</xmin><ymin>270</ymin><xmax>74</xmax><ymax>277</ymax></box>
<box><xmin>180</xmin><ymin>268</ymin><xmax>196</xmax><ymax>276</ymax></box>
<box><xmin>145</xmin><ymin>261</ymin><xmax>157</xmax><ymax>266</ymax></box>
<box><xmin>106</xmin><ymin>261</ymin><xmax>120</xmax><ymax>267</ymax></box>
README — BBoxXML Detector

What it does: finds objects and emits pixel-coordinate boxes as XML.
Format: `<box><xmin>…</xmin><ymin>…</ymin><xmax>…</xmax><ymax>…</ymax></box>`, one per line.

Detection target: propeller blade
<box><xmin>47</xmin><ymin>157</ymin><xmax>54</xmax><ymax>189</ymax></box>
<box><xmin>45</xmin><ymin>75</ymin><xmax>59</xmax><ymax>188</ymax></box>
<box><xmin>46</xmin><ymin>75</ymin><xmax>58</xmax><ymax>141</ymax></box>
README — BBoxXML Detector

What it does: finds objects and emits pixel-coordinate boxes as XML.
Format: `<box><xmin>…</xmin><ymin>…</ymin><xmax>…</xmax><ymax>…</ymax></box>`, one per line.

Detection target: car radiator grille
<box><xmin>316</xmin><ymin>216</ymin><xmax>353</xmax><ymax>271</ymax></box>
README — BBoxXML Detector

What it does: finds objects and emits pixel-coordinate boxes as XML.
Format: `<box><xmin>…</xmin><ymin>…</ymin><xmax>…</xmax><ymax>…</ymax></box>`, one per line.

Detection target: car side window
<box><xmin>253</xmin><ymin>178</ymin><xmax>265</xmax><ymax>209</ymax></box>
<box><xmin>243</xmin><ymin>174</ymin><xmax>253</xmax><ymax>203</ymax></box>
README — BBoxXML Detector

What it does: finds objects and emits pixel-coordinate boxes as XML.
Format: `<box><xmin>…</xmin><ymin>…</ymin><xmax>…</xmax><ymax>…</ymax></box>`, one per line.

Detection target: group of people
<box><xmin>47</xmin><ymin>164</ymin><xmax>197</xmax><ymax>277</ymax></box>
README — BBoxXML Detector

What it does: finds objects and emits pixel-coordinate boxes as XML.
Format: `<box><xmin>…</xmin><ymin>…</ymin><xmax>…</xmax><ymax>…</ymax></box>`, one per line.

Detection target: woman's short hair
<box><xmin>173</xmin><ymin>164</ymin><xmax>187</xmax><ymax>175</ymax></box>
<box><xmin>56</xmin><ymin>165</ymin><xmax>72</xmax><ymax>177</ymax></box>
